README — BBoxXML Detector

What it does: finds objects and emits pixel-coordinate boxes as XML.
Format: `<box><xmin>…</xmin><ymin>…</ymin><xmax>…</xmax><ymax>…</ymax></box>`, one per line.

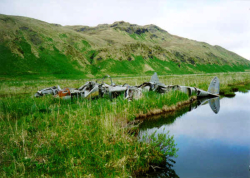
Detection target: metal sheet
<box><xmin>150</xmin><ymin>72</ymin><xmax>160</xmax><ymax>84</ymax></box>
<box><xmin>208</xmin><ymin>76</ymin><xmax>220</xmax><ymax>95</ymax></box>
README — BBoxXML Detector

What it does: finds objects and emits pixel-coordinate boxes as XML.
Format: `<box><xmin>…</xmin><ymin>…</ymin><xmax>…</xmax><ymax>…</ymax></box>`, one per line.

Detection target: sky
<box><xmin>0</xmin><ymin>0</ymin><xmax>250</xmax><ymax>60</ymax></box>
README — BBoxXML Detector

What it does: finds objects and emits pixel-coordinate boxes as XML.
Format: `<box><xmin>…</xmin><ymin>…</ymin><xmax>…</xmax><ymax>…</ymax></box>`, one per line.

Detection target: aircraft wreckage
<box><xmin>35</xmin><ymin>73</ymin><xmax>220</xmax><ymax>101</ymax></box>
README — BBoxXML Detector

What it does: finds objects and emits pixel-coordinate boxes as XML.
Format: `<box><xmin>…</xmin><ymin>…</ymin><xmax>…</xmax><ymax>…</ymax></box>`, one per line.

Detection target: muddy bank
<box><xmin>135</xmin><ymin>96</ymin><xmax>197</xmax><ymax>119</ymax></box>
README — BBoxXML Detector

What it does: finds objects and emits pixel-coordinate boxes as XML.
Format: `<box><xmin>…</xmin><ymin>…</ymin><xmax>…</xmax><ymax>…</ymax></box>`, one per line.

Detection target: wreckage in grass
<box><xmin>147</xmin><ymin>73</ymin><xmax>220</xmax><ymax>97</ymax></box>
<box><xmin>35</xmin><ymin>73</ymin><xmax>220</xmax><ymax>100</ymax></box>
<box><xmin>35</xmin><ymin>75</ymin><xmax>142</xmax><ymax>100</ymax></box>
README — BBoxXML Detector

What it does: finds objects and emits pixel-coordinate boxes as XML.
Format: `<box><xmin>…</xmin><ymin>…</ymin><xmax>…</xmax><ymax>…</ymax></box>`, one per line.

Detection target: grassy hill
<box><xmin>0</xmin><ymin>14</ymin><xmax>250</xmax><ymax>80</ymax></box>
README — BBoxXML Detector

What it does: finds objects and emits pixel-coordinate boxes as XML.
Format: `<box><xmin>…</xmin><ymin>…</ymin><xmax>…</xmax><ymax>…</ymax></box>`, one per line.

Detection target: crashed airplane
<box><xmin>146</xmin><ymin>73</ymin><xmax>220</xmax><ymax>97</ymax></box>
<box><xmin>35</xmin><ymin>73</ymin><xmax>220</xmax><ymax>101</ymax></box>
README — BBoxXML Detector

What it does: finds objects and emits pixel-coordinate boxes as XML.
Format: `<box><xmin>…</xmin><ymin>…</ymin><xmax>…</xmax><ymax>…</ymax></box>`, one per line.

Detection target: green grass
<box><xmin>129</xmin><ymin>33</ymin><xmax>146</xmax><ymax>40</ymax></box>
<box><xmin>1</xmin><ymin>14</ymin><xmax>250</xmax><ymax>81</ymax></box>
<box><xmin>0</xmin><ymin>39</ymin><xmax>84</xmax><ymax>79</ymax></box>
<box><xmin>82</xmin><ymin>40</ymin><xmax>91</xmax><ymax>48</ymax></box>
<box><xmin>140</xmin><ymin>106</ymin><xmax>191</xmax><ymax>130</ymax></box>
<box><xmin>1</xmin><ymin>72</ymin><xmax>250</xmax><ymax>177</ymax></box>
<box><xmin>83</xmin><ymin>56</ymin><xmax>250</xmax><ymax>78</ymax></box>
<box><xmin>59</xmin><ymin>33</ymin><xmax>67</xmax><ymax>39</ymax></box>
<box><xmin>0</xmin><ymin>91</ymin><xmax>187</xmax><ymax>177</ymax></box>
<box><xmin>220</xmin><ymin>83</ymin><xmax>250</xmax><ymax>97</ymax></box>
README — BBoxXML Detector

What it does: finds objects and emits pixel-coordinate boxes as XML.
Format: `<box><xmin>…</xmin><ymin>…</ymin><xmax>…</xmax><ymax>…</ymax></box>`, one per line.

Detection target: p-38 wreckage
<box><xmin>35</xmin><ymin>73</ymin><xmax>220</xmax><ymax>101</ymax></box>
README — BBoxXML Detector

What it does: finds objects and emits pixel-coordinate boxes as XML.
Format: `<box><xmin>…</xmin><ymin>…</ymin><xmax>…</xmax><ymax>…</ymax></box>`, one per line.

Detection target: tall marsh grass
<box><xmin>0</xmin><ymin>91</ymin><xmax>187</xmax><ymax>177</ymax></box>
<box><xmin>1</xmin><ymin>72</ymin><xmax>250</xmax><ymax>177</ymax></box>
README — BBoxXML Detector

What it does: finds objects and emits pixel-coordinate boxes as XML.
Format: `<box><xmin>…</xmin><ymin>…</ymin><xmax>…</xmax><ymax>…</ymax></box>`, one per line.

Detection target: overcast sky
<box><xmin>1</xmin><ymin>0</ymin><xmax>249</xmax><ymax>60</ymax></box>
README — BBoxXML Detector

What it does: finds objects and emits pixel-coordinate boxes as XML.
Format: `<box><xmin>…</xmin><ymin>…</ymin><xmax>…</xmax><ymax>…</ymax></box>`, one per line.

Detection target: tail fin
<box><xmin>208</xmin><ymin>77</ymin><xmax>220</xmax><ymax>95</ymax></box>
<box><xmin>150</xmin><ymin>72</ymin><xmax>160</xmax><ymax>84</ymax></box>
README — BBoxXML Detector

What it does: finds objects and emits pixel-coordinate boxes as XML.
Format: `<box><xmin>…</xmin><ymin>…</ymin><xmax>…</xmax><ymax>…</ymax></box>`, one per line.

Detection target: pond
<box><xmin>139</xmin><ymin>91</ymin><xmax>250</xmax><ymax>178</ymax></box>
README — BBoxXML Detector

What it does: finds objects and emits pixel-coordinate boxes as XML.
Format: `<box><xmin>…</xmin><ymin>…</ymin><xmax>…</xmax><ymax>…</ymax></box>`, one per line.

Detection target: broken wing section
<box><xmin>108</xmin><ymin>85</ymin><xmax>127</xmax><ymax>99</ymax></box>
<box><xmin>78</xmin><ymin>82</ymin><xmax>99</xmax><ymax>99</ymax></box>
<box><xmin>35</xmin><ymin>86</ymin><xmax>61</xmax><ymax>97</ymax></box>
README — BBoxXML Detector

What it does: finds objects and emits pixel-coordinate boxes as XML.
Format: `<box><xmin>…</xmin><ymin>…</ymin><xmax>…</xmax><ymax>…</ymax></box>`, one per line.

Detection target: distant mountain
<box><xmin>0</xmin><ymin>14</ymin><xmax>249</xmax><ymax>79</ymax></box>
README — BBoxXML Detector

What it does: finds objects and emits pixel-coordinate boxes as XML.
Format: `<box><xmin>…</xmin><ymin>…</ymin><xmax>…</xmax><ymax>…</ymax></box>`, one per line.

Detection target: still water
<box><xmin>139</xmin><ymin>91</ymin><xmax>250</xmax><ymax>178</ymax></box>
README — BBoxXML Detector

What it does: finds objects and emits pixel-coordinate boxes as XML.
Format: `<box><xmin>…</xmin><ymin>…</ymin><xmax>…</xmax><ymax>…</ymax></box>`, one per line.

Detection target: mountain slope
<box><xmin>0</xmin><ymin>14</ymin><xmax>249</xmax><ymax>79</ymax></box>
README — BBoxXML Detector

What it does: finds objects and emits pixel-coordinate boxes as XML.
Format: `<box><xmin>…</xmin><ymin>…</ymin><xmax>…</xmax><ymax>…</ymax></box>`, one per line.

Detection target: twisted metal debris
<box><xmin>35</xmin><ymin>73</ymin><xmax>220</xmax><ymax>101</ymax></box>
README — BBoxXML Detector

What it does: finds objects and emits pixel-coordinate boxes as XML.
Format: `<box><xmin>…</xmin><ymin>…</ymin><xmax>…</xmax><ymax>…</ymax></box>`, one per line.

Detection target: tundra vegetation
<box><xmin>1</xmin><ymin>72</ymin><xmax>250</xmax><ymax>177</ymax></box>
<box><xmin>1</xmin><ymin>14</ymin><xmax>250</xmax><ymax>80</ymax></box>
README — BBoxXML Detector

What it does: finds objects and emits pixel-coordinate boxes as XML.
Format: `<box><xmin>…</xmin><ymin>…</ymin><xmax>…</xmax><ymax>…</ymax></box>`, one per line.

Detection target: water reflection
<box><xmin>188</xmin><ymin>96</ymin><xmax>220</xmax><ymax>114</ymax></box>
<box><xmin>140</xmin><ymin>96</ymin><xmax>220</xmax><ymax>130</ymax></box>
<box><xmin>208</xmin><ymin>97</ymin><xmax>220</xmax><ymax>114</ymax></box>
<box><xmin>196</xmin><ymin>96</ymin><xmax>220</xmax><ymax>114</ymax></box>
<box><xmin>138</xmin><ymin>159</ymin><xmax>179</xmax><ymax>178</ymax></box>
<box><xmin>140</xmin><ymin>91</ymin><xmax>250</xmax><ymax>178</ymax></box>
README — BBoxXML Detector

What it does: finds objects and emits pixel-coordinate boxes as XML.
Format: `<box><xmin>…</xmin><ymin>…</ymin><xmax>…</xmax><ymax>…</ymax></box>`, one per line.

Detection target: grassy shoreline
<box><xmin>0</xmin><ymin>91</ymin><xmax>186</xmax><ymax>177</ymax></box>
<box><xmin>1</xmin><ymin>72</ymin><xmax>250</xmax><ymax>177</ymax></box>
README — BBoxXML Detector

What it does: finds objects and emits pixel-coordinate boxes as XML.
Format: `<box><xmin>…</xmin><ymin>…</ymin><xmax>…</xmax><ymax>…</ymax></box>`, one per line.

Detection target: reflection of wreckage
<box><xmin>35</xmin><ymin>73</ymin><xmax>220</xmax><ymax>101</ymax></box>
<box><xmin>189</xmin><ymin>96</ymin><xmax>220</xmax><ymax>114</ymax></box>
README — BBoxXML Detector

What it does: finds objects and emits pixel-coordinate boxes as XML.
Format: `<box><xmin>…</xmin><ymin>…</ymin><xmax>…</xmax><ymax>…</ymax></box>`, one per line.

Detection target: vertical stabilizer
<box><xmin>208</xmin><ymin>77</ymin><xmax>220</xmax><ymax>95</ymax></box>
<box><xmin>150</xmin><ymin>72</ymin><xmax>160</xmax><ymax>84</ymax></box>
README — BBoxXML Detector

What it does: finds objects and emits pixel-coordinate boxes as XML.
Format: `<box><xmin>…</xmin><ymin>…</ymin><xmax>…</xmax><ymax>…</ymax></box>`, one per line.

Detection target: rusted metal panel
<box><xmin>57</xmin><ymin>88</ymin><xmax>71</xmax><ymax>99</ymax></box>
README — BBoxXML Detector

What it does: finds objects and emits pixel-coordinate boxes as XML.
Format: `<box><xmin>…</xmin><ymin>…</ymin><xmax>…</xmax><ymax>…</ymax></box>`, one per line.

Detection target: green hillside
<box><xmin>0</xmin><ymin>14</ymin><xmax>250</xmax><ymax>80</ymax></box>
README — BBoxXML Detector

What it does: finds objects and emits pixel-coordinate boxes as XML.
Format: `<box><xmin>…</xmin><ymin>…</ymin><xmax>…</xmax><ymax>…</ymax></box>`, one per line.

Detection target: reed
<box><xmin>1</xmin><ymin>72</ymin><xmax>250</xmax><ymax>177</ymax></box>
<box><xmin>0</xmin><ymin>90</ymin><xmax>187</xmax><ymax>177</ymax></box>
